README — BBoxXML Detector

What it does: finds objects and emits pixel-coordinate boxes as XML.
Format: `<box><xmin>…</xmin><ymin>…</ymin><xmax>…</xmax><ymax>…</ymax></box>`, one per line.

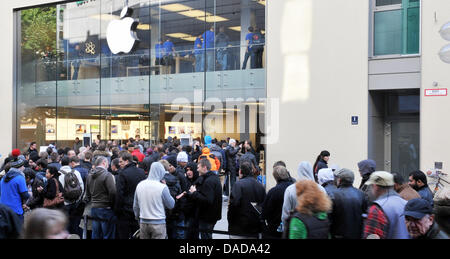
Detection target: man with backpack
<box><xmin>58</xmin><ymin>156</ymin><xmax>84</xmax><ymax>237</ymax></box>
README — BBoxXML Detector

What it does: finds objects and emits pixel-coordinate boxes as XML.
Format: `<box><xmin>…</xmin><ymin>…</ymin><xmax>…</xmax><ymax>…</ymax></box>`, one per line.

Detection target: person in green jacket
<box><xmin>286</xmin><ymin>180</ymin><xmax>332</xmax><ymax>239</ymax></box>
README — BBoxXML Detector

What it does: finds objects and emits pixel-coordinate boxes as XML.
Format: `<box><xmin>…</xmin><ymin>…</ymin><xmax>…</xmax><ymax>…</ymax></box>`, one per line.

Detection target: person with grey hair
<box><xmin>84</xmin><ymin>156</ymin><xmax>116</xmax><ymax>239</ymax></box>
<box><xmin>329</xmin><ymin>168</ymin><xmax>367</xmax><ymax>239</ymax></box>
<box><xmin>261</xmin><ymin>166</ymin><xmax>293</xmax><ymax>239</ymax></box>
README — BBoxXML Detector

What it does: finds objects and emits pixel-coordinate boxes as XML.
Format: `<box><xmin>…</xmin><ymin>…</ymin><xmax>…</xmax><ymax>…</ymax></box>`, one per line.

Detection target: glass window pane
<box><xmin>376</xmin><ymin>0</ymin><xmax>402</xmax><ymax>6</ymax></box>
<box><xmin>374</xmin><ymin>9</ymin><xmax>403</xmax><ymax>55</ymax></box>
<box><xmin>406</xmin><ymin>7</ymin><xmax>420</xmax><ymax>54</ymax></box>
<box><xmin>17</xmin><ymin>6</ymin><xmax>58</xmax><ymax>150</ymax></box>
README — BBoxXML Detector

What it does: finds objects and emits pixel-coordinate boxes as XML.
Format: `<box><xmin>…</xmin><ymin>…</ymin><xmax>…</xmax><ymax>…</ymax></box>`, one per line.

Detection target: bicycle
<box><xmin>426</xmin><ymin>170</ymin><xmax>450</xmax><ymax>196</ymax></box>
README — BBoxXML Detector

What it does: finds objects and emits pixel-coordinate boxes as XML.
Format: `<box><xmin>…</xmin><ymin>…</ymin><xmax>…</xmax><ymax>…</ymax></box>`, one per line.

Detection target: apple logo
<box><xmin>106</xmin><ymin>6</ymin><xmax>139</xmax><ymax>54</ymax></box>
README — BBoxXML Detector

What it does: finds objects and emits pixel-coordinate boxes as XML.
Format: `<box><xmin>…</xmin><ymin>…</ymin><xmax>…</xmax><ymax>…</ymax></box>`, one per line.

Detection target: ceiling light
<box><xmin>229</xmin><ymin>26</ymin><xmax>241</xmax><ymax>32</ymax></box>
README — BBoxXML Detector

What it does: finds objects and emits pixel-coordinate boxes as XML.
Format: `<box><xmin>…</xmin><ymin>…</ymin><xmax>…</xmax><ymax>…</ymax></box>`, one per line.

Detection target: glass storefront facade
<box><xmin>15</xmin><ymin>0</ymin><xmax>266</xmax><ymax>150</ymax></box>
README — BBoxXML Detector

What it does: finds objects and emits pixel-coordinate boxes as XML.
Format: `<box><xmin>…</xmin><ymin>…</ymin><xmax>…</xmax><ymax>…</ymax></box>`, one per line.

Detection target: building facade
<box><xmin>1</xmin><ymin>0</ymin><xmax>449</xmax><ymax>193</ymax></box>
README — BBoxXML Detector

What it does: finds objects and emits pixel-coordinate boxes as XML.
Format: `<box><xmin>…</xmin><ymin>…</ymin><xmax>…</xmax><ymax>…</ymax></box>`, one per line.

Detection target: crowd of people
<box><xmin>0</xmin><ymin>138</ymin><xmax>449</xmax><ymax>239</ymax></box>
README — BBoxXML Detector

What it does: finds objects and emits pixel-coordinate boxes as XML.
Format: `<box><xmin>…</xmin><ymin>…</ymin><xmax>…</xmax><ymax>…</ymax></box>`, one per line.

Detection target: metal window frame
<box><xmin>369</xmin><ymin>0</ymin><xmax>422</xmax><ymax>59</ymax></box>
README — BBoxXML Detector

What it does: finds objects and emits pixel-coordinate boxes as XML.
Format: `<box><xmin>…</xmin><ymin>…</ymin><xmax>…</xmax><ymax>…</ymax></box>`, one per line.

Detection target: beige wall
<box><xmin>421</xmin><ymin>0</ymin><xmax>450</xmax><ymax>194</ymax></box>
<box><xmin>265</xmin><ymin>0</ymin><xmax>369</xmax><ymax>190</ymax></box>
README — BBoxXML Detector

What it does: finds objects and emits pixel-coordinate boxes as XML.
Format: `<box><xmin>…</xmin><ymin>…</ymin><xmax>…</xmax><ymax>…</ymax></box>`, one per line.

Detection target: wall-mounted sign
<box><xmin>425</xmin><ymin>88</ymin><xmax>447</xmax><ymax>97</ymax></box>
<box><xmin>352</xmin><ymin>116</ymin><xmax>359</xmax><ymax>125</ymax></box>
<box><xmin>85</xmin><ymin>42</ymin><xmax>96</xmax><ymax>55</ymax></box>
<box><xmin>106</xmin><ymin>6</ymin><xmax>139</xmax><ymax>54</ymax></box>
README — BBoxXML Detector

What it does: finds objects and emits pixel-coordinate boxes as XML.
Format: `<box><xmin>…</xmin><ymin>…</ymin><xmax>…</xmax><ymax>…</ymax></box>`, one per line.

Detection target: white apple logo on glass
<box><xmin>106</xmin><ymin>6</ymin><xmax>139</xmax><ymax>54</ymax></box>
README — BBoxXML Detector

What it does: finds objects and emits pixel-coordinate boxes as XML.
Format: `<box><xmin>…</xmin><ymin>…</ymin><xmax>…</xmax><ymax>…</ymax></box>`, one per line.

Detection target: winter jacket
<box><xmin>0</xmin><ymin>204</ymin><xmax>21</xmax><ymax>239</ymax></box>
<box><xmin>133</xmin><ymin>162</ymin><xmax>175</xmax><ymax>224</ymax></box>
<box><xmin>417</xmin><ymin>185</ymin><xmax>434</xmax><ymax>207</ymax></box>
<box><xmin>228</xmin><ymin>175</ymin><xmax>266</xmax><ymax>237</ymax></box>
<box><xmin>84</xmin><ymin>166</ymin><xmax>116</xmax><ymax>209</ymax></box>
<box><xmin>329</xmin><ymin>185</ymin><xmax>368</xmax><ymax>239</ymax></box>
<box><xmin>418</xmin><ymin>222</ymin><xmax>449</xmax><ymax>239</ymax></box>
<box><xmin>189</xmin><ymin>171</ymin><xmax>222</xmax><ymax>224</ymax></box>
<box><xmin>396</xmin><ymin>183</ymin><xmax>421</xmax><ymax>201</ymax></box>
<box><xmin>198</xmin><ymin>148</ymin><xmax>221</xmax><ymax>172</ymax></box>
<box><xmin>0</xmin><ymin>168</ymin><xmax>29</xmax><ymax>215</ymax></box>
<box><xmin>115</xmin><ymin>162</ymin><xmax>146</xmax><ymax>219</ymax></box>
<box><xmin>282</xmin><ymin>162</ymin><xmax>327</xmax><ymax>223</ymax></box>
<box><xmin>131</xmin><ymin>149</ymin><xmax>145</xmax><ymax>163</ymax></box>
<box><xmin>261</xmin><ymin>180</ymin><xmax>291</xmax><ymax>238</ymax></box>
<box><xmin>226</xmin><ymin>146</ymin><xmax>239</xmax><ymax>173</ymax></box>
<box><xmin>143</xmin><ymin>151</ymin><xmax>160</xmax><ymax>170</ymax></box>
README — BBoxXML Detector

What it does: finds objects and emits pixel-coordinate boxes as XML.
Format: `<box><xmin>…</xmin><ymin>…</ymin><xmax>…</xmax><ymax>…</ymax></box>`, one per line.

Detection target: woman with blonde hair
<box><xmin>285</xmin><ymin>180</ymin><xmax>332</xmax><ymax>239</ymax></box>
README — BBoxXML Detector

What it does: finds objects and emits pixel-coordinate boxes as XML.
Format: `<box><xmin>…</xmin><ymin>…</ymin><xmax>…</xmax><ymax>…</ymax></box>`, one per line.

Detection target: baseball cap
<box><xmin>365</xmin><ymin>171</ymin><xmax>394</xmax><ymax>187</ymax></box>
<box><xmin>403</xmin><ymin>198</ymin><xmax>433</xmax><ymax>219</ymax></box>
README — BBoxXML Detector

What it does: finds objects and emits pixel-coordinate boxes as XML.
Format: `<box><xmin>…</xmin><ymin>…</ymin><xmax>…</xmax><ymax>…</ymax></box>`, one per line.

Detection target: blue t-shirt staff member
<box><xmin>163</xmin><ymin>38</ymin><xmax>176</xmax><ymax>74</ymax></box>
<box><xmin>242</xmin><ymin>26</ymin><xmax>254</xmax><ymax>70</ymax></box>
<box><xmin>202</xmin><ymin>26</ymin><xmax>215</xmax><ymax>72</ymax></box>
<box><xmin>155</xmin><ymin>39</ymin><xmax>165</xmax><ymax>75</ymax></box>
<box><xmin>194</xmin><ymin>34</ymin><xmax>204</xmax><ymax>72</ymax></box>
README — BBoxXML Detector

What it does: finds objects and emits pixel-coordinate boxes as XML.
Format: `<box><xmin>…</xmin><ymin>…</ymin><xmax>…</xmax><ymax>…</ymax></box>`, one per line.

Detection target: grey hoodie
<box><xmin>133</xmin><ymin>162</ymin><xmax>174</xmax><ymax>224</ymax></box>
<box><xmin>84</xmin><ymin>166</ymin><xmax>116</xmax><ymax>209</ymax></box>
<box><xmin>281</xmin><ymin>161</ymin><xmax>327</xmax><ymax>224</ymax></box>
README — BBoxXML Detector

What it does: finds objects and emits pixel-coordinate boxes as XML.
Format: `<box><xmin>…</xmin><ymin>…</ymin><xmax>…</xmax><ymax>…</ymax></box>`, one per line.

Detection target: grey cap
<box><xmin>334</xmin><ymin>168</ymin><xmax>355</xmax><ymax>184</ymax></box>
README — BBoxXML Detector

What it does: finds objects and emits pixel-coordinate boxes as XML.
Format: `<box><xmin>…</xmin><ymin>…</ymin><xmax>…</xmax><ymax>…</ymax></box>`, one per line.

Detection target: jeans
<box><xmin>71</xmin><ymin>61</ymin><xmax>80</xmax><ymax>80</ymax></box>
<box><xmin>199</xmin><ymin>220</ymin><xmax>216</xmax><ymax>239</ymax></box>
<box><xmin>64</xmin><ymin>203</ymin><xmax>82</xmax><ymax>237</ymax></box>
<box><xmin>195</xmin><ymin>53</ymin><xmax>204</xmax><ymax>72</ymax></box>
<box><xmin>91</xmin><ymin>207</ymin><xmax>116</xmax><ymax>239</ymax></box>
<box><xmin>167</xmin><ymin>216</ymin><xmax>185</xmax><ymax>239</ymax></box>
<box><xmin>223</xmin><ymin>169</ymin><xmax>237</xmax><ymax>196</ymax></box>
<box><xmin>185</xmin><ymin>217</ymin><xmax>199</xmax><ymax>240</ymax></box>
<box><xmin>116</xmin><ymin>216</ymin><xmax>139</xmax><ymax>239</ymax></box>
<box><xmin>217</xmin><ymin>51</ymin><xmax>228</xmax><ymax>71</ymax></box>
<box><xmin>206</xmin><ymin>50</ymin><xmax>215</xmax><ymax>71</ymax></box>
<box><xmin>242</xmin><ymin>50</ymin><xmax>251</xmax><ymax>69</ymax></box>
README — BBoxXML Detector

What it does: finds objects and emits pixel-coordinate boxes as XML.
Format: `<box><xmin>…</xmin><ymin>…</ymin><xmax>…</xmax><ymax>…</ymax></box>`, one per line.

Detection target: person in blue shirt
<box><xmin>0</xmin><ymin>159</ymin><xmax>29</xmax><ymax>226</ymax></box>
<box><xmin>194</xmin><ymin>34</ymin><xmax>204</xmax><ymax>72</ymax></box>
<box><xmin>242</xmin><ymin>26</ymin><xmax>254</xmax><ymax>69</ymax></box>
<box><xmin>250</xmin><ymin>27</ymin><xmax>265</xmax><ymax>69</ymax></box>
<box><xmin>215</xmin><ymin>26</ymin><xmax>231</xmax><ymax>71</ymax></box>
<box><xmin>155</xmin><ymin>38</ymin><xmax>165</xmax><ymax>75</ymax></box>
<box><xmin>202</xmin><ymin>26</ymin><xmax>215</xmax><ymax>71</ymax></box>
<box><xmin>163</xmin><ymin>37</ymin><xmax>176</xmax><ymax>74</ymax></box>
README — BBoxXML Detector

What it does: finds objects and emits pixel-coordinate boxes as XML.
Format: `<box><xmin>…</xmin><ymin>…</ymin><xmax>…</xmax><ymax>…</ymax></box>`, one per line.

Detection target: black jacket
<box><xmin>261</xmin><ymin>180</ymin><xmax>292</xmax><ymax>238</ymax></box>
<box><xmin>228</xmin><ymin>175</ymin><xmax>266</xmax><ymax>237</ymax></box>
<box><xmin>329</xmin><ymin>185</ymin><xmax>368</xmax><ymax>239</ymax></box>
<box><xmin>143</xmin><ymin>151</ymin><xmax>160</xmax><ymax>170</ymax></box>
<box><xmin>189</xmin><ymin>172</ymin><xmax>222</xmax><ymax>224</ymax></box>
<box><xmin>115</xmin><ymin>163</ymin><xmax>146</xmax><ymax>218</ymax></box>
<box><xmin>0</xmin><ymin>204</ymin><xmax>21</xmax><ymax>239</ymax></box>
<box><xmin>226</xmin><ymin>146</ymin><xmax>239</xmax><ymax>173</ymax></box>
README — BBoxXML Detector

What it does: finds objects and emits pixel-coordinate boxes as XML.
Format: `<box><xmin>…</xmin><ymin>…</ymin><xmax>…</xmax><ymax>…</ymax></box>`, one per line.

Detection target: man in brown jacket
<box><xmin>393</xmin><ymin>173</ymin><xmax>420</xmax><ymax>201</ymax></box>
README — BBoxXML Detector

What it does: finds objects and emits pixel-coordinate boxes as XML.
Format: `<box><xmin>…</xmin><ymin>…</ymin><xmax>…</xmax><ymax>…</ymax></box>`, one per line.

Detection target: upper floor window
<box><xmin>372</xmin><ymin>0</ymin><xmax>420</xmax><ymax>56</ymax></box>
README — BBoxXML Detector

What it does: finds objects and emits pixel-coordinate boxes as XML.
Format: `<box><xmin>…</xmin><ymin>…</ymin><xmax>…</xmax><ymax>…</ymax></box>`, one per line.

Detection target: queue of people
<box><xmin>0</xmin><ymin>141</ymin><xmax>449</xmax><ymax>240</ymax></box>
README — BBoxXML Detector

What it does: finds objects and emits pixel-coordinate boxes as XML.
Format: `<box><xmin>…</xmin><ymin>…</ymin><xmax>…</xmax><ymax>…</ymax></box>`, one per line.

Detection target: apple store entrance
<box><xmin>15</xmin><ymin>0</ymin><xmax>266</xmax><ymax>151</ymax></box>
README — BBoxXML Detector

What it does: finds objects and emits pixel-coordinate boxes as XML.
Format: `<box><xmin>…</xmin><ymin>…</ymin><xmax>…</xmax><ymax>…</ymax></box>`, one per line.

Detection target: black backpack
<box><xmin>62</xmin><ymin>170</ymin><xmax>83</xmax><ymax>202</ymax></box>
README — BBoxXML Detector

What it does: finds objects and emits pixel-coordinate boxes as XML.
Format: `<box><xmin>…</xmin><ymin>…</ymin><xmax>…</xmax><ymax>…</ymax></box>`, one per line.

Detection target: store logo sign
<box><xmin>106</xmin><ymin>6</ymin><xmax>139</xmax><ymax>54</ymax></box>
